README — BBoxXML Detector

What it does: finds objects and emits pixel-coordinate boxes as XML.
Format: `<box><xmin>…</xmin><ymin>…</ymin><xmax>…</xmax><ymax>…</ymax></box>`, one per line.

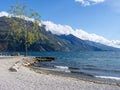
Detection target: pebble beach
<box><xmin>0</xmin><ymin>56</ymin><xmax>120</xmax><ymax>90</ymax></box>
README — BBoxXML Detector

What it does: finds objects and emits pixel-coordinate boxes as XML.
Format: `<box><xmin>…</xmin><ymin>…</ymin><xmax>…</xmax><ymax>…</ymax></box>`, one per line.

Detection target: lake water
<box><xmin>9</xmin><ymin>51</ymin><xmax>120</xmax><ymax>83</ymax></box>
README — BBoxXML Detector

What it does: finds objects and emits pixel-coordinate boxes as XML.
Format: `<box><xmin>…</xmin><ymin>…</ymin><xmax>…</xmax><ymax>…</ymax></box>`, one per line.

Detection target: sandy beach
<box><xmin>0</xmin><ymin>56</ymin><xmax>120</xmax><ymax>90</ymax></box>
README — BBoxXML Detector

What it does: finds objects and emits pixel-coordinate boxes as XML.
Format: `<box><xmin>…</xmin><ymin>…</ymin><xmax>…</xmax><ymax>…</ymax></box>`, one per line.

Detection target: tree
<box><xmin>7</xmin><ymin>2</ymin><xmax>45</xmax><ymax>56</ymax></box>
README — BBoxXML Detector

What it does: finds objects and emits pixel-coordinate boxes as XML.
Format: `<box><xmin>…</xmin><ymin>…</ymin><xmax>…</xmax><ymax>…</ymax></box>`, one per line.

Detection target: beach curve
<box><xmin>0</xmin><ymin>56</ymin><xmax>120</xmax><ymax>90</ymax></box>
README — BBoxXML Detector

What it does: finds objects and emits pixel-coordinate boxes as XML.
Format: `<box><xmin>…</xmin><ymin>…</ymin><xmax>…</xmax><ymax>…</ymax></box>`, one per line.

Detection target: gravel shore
<box><xmin>0</xmin><ymin>56</ymin><xmax>120</xmax><ymax>90</ymax></box>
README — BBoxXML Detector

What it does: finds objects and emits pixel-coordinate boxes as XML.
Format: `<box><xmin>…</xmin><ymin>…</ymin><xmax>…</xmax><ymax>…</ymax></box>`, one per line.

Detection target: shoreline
<box><xmin>28</xmin><ymin>65</ymin><xmax>120</xmax><ymax>87</ymax></box>
<box><xmin>0</xmin><ymin>56</ymin><xmax>120</xmax><ymax>90</ymax></box>
<box><xmin>28</xmin><ymin>57</ymin><xmax>120</xmax><ymax>86</ymax></box>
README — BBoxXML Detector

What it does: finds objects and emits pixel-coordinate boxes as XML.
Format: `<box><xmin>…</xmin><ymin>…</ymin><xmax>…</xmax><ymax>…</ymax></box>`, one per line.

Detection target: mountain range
<box><xmin>0</xmin><ymin>12</ymin><xmax>119</xmax><ymax>52</ymax></box>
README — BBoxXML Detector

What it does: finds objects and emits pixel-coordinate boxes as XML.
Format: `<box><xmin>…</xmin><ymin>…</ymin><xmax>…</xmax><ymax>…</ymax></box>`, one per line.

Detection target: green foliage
<box><xmin>27</xmin><ymin>32</ymin><xmax>35</xmax><ymax>45</ymax></box>
<box><xmin>4</xmin><ymin>2</ymin><xmax>46</xmax><ymax>54</ymax></box>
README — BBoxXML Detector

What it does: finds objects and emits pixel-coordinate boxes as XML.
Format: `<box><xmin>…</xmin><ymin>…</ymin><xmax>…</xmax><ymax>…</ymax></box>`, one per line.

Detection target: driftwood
<box><xmin>9</xmin><ymin>61</ymin><xmax>21</xmax><ymax>72</ymax></box>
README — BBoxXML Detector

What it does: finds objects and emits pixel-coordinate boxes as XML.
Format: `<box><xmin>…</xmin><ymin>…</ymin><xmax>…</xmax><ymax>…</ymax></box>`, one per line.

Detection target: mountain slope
<box><xmin>57</xmin><ymin>34</ymin><xmax>102</xmax><ymax>51</ymax></box>
<box><xmin>0</xmin><ymin>16</ymin><xmax>119</xmax><ymax>52</ymax></box>
<box><xmin>85</xmin><ymin>40</ymin><xmax>119</xmax><ymax>51</ymax></box>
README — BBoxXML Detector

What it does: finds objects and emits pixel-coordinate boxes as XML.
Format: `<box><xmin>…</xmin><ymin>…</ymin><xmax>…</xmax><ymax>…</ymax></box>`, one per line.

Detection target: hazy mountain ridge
<box><xmin>0</xmin><ymin>16</ymin><xmax>119</xmax><ymax>52</ymax></box>
<box><xmin>43</xmin><ymin>21</ymin><xmax>120</xmax><ymax>48</ymax></box>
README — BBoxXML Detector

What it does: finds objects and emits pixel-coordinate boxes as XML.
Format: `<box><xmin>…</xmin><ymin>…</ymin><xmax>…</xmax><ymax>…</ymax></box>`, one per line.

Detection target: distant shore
<box><xmin>0</xmin><ymin>56</ymin><xmax>120</xmax><ymax>90</ymax></box>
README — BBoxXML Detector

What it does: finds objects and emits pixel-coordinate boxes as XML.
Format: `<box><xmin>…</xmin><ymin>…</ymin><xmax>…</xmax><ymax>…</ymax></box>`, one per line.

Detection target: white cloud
<box><xmin>43</xmin><ymin>21</ymin><xmax>120</xmax><ymax>48</ymax></box>
<box><xmin>0</xmin><ymin>11</ymin><xmax>9</xmax><ymax>17</ymax></box>
<box><xmin>42</xmin><ymin>21</ymin><xmax>74</xmax><ymax>35</ymax></box>
<box><xmin>75</xmin><ymin>0</ymin><xmax>105</xmax><ymax>6</ymax></box>
<box><xmin>91</xmin><ymin>0</ymin><xmax>105</xmax><ymax>3</ymax></box>
<box><xmin>75</xmin><ymin>0</ymin><xmax>90</xmax><ymax>6</ymax></box>
<box><xmin>0</xmin><ymin>11</ymin><xmax>35</xmax><ymax>22</ymax></box>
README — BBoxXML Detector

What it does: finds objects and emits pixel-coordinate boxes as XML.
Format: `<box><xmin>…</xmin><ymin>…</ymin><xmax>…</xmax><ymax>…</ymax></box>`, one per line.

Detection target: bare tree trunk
<box><xmin>24</xmin><ymin>24</ymin><xmax>28</xmax><ymax>56</ymax></box>
<box><xmin>25</xmin><ymin>42</ymin><xmax>27</xmax><ymax>56</ymax></box>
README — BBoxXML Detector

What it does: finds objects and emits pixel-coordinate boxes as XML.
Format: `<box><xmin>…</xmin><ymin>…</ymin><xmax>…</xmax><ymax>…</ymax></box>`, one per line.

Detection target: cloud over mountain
<box><xmin>75</xmin><ymin>0</ymin><xmax>105</xmax><ymax>6</ymax></box>
<box><xmin>0</xmin><ymin>11</ymin><xmax>9</xmax><ymax>17</ymax></box>
<box><xmin>43</xmin><ymin>21</ymin><xmax>120</xmax><ymax>48</ymax></box>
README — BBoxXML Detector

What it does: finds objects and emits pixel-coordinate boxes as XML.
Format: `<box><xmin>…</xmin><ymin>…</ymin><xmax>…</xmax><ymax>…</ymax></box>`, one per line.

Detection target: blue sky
<box><xmin>0</xmin><ymin>0</ymin><xmax>120</xmax><ymax>40</ymax></box>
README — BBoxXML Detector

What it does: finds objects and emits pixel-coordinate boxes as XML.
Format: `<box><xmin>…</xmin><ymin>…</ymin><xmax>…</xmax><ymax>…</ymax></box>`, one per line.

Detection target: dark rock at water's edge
<box><xmin>11</xmin><ymin>52</ymin><xmax>20</xmax><ymax>56</ymax></box>
<box><xmin>35</xmin><ymin>57</ymin><xmax>55</xmax><ymax>62</ymax></box>
<box><xmin>21</xmin><ymin>56</ymin><xmax>55</xmax><ymax>67</ymax></box>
